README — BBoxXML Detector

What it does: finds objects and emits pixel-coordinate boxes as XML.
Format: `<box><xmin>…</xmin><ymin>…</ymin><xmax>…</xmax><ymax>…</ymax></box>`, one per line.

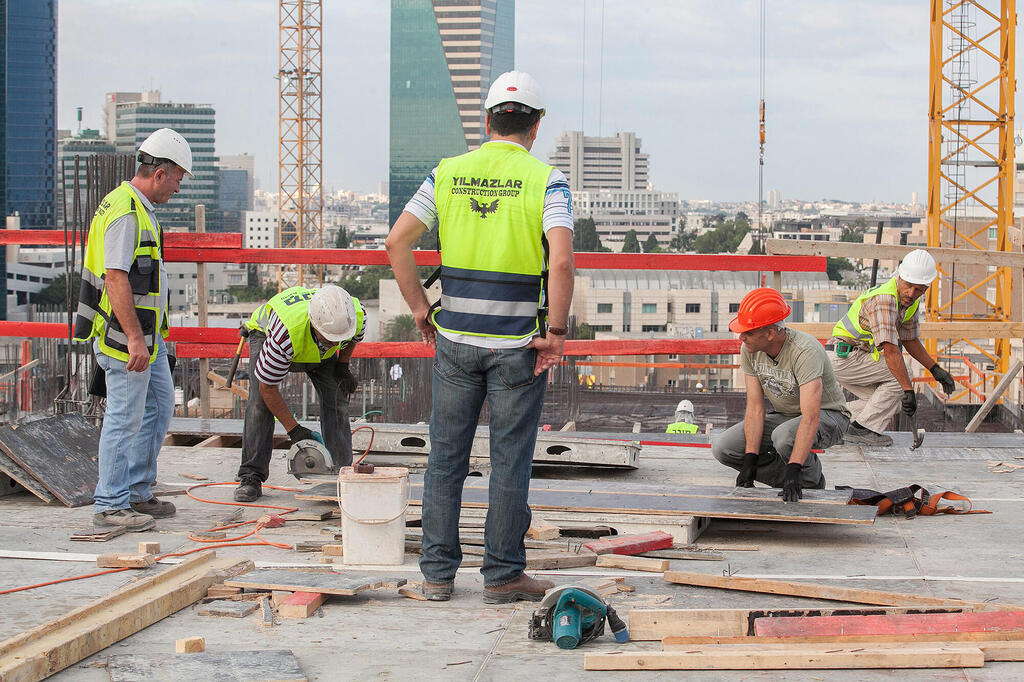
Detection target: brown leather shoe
<box><xmin>483</xmin><ymin>574</ymin><xmax>555</xmax><ymax>604</ymax></box>
<box><xmin>130</xmin><ymin>496</ymin><xmax>176</xmax><ymax>519</ymax></box>
<box><xmin>421</xmin><ymin>580</ymin><xmax>453</xmax><ymax>601</ymax></box>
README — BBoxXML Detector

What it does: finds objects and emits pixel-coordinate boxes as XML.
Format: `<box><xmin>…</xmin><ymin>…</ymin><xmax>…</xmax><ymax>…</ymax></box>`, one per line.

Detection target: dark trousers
<box><xmin>237</xmin><ymin>332</ymin><xmax>353</xmax><ymax>482</ymax></box>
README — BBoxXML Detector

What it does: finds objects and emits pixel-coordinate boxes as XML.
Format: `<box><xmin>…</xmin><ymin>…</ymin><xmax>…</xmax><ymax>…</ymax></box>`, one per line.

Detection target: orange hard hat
<box><xmin>728</xmin><ymin>287</ymin><xmax>791</xmax><ymax>333</ymax></box>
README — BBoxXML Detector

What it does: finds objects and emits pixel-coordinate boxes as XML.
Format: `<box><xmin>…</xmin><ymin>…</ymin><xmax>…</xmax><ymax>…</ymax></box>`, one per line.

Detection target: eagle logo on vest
<box><xmin>469</xmin><ymin>198</ymin><xmax>499</xmax><ymax>218</ymax></box>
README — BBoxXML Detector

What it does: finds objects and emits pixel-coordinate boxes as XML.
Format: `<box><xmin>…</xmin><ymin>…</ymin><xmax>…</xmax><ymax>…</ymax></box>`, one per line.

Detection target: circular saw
<box><xmin>286</xmin><ymin>438</ymin><xmax>335</xmax><ymax>478</ymax></box>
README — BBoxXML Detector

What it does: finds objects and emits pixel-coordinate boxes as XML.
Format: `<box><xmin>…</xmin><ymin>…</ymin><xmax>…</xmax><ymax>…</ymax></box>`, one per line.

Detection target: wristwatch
<box><xmin>547</xmin><ymin>326</ymin><xmax>567</xmax><ymax>336</ymax></box>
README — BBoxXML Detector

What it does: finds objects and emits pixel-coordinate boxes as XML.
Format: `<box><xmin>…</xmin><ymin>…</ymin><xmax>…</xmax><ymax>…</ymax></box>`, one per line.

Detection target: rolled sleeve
<box><xmin>403</xmin><ymin>168</ymin><xmax>438</xmax><ymax>230</ymax></box>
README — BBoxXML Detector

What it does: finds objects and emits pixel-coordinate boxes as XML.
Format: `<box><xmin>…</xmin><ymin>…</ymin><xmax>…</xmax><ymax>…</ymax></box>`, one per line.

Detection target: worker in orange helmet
<box><xmin>711</xmin><ymin>288</ymin><xmax>851</xmax><ymax>502</ymax></box>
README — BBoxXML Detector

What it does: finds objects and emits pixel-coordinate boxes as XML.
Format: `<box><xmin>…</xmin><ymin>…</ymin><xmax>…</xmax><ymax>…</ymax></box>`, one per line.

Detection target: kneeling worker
<box><xmin>667</xmin><ymin>399</ymin><xmax>699</xmax><ymax>434</ymax></box>
<box><xmin>234</xmin><ymin>285</ymin><xmax>365</xmax><ymax>502</ymax></box>
<box><xmin>712</xmin><ymin>288</ymin><xmax>850</xmax><ymax>501</ymax></box>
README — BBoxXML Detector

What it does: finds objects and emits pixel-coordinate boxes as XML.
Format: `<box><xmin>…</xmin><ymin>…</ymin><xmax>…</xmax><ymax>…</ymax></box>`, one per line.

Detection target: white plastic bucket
<box><xmin>338</xmin><ymin>466</ymin><xmax>409</xmax><ymax>565</ymax></box>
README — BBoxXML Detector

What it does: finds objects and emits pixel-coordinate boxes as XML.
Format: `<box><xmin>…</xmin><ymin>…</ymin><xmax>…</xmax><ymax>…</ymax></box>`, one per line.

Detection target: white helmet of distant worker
<box><xmin>309</xmin><ymin>285</ymin><xmax>357</xmax><ymax>343</ymax></box>
<box><xmin>695</xmin><ymin>382</ymin><xmax>704</xmax><ymax>390</ymax></box>
<box><xmin>897</xmin><ymin>249</ymin><xmax>937</xmax><ymax>286</ymax></box>
<box><xmin>138</xmin><ymin>128</ymin><xmax>194</xmax><ymax>177</ymax></box>
<box><xmin>675</xmin><ymin>399</ymin><xmax>694</xmax><ymax>415</ymax></box>
<box><xmin>484</xmin><ymin>71</ymin><xmax>545</xmax><ymax>115</ymax></box>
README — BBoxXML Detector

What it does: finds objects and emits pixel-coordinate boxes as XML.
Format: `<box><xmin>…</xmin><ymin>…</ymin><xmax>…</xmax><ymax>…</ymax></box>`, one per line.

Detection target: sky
<box><xmin>57</xmin><ymin>1</ymin><xmax>1023</xmax><ymax>204</ymax></box>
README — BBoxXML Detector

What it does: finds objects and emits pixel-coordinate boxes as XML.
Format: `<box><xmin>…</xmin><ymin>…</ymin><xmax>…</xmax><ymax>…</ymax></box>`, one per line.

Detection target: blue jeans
<box><xmin>93</xmin><ymin>337</ymin><xmax>175</xmax><ymax>513</ymax></box>
<box><xmin>420</xmin><ymin>334</ymin><xmax>547</xmax><ymax>587</ymax></box>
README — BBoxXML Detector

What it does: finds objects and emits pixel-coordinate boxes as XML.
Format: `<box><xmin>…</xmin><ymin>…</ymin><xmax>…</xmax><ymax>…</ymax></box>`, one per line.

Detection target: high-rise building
<box><xmin>218</xmin><ymin>154</ymin><xmax>255</xmax><ymax>211</ymax></box>
<box><xmin>103</xmin><ymin>91</ymin><xmax>161</xmax><ymax>140</ymax></box>
<box><xmin>548</xmin><ymin>131</ymin><xmax>649</xmax><ymax>193</ymax></box>
<box><xmin>114</xmin><ymin>100</ymin><xmax>217</xmax><ymax>230</ymax></box>
<box><xmin>56</xmin><ymin>129</ymin><xmax>116</xmax><ymax>227</ymax></box>
<box><xmin>389</xmin><ymin>0</ymin><xmax>515</xmax><ymax>226</ymax></box>
<box><xmin>768</xmin><ymin>188</ymin><xmax>781</xmax><ymax>209</ymax></box>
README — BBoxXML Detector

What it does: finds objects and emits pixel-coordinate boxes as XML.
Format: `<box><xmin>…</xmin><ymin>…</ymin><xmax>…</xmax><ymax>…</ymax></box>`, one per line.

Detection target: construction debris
<box><xmin>96</xmin><ymin>553</ymin><xmax>156</xmax><ymax>569</ymax></box>
<box><xmin>196</xmin><ymin>599</ymin><xmax>260</xmax><ymax>618</ymax></box>
<box><xmin>174</xmin><ymin>637</ymin><xmax>205</xmax><ymax>653</ymax></box>
<box><xmin>278</xmin><ymin>591</ymin><xmax>327</xmax><ymax>619</ymax></box>
<box><xmin>594</xmin><ymin>554</ymin><xmax>669</xmax><ymax>572</ymax></box>
<box><xmin>584</xmin><ymin>530</ymin><xmax>674</xmax><ymax>556</ymax></box>
<box><xmin>69</xmin><ymin>526</ymin><xmax>125</xmax><ymax>542</ymax></box>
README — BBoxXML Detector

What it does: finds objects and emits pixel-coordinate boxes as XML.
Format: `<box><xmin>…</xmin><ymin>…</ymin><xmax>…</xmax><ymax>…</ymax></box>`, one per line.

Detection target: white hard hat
<box><xmin>308</xmin><ymin>285</ymin><xmax>357</xmax><ymax>343</ymax></box>
<box><xmin>695</xmin><ymin>383</ymin><xmax>704</xmax><ymax>390</ymax></box>
<box><xmin>138</xmin><ymin>128</ymin><xmax>193</xmax><ymax>177</ymax></box>
<box><xmin>675</xmin><ymin>399</ymin><xmax>694</xmax><ymax>414</ymax></box>
<box><xmin>897</xmin><ymin>249</ymin><xmax>937</xmax><ymax>286</ymax></box>
<box><xmin>484</xmin><ymin>71</ymin><xmax>545</xmax><ymax>115</ymax></box>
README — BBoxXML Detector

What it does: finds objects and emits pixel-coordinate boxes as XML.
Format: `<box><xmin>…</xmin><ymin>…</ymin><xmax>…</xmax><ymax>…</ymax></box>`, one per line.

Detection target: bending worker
<box><xmin>73</xmin><ymin>128</ymin><xmax>192</xmax><ymax>532</ymax></box>
<box><xmin>712</xmin><ymin>288</ymin><xmax>850</xmax><ymax>501</ymax></box>
<box><xmin>386</xmin><ymin>70</ymin><xmax>574</xmax><ymax>603</ymax></box>
<box><xmin>234</xmin><ymin>285</ymin><xmax>365</xmax><ymax>502</ymax></box>
<box><xmin>667</xmin><ymin>399</ymin><xmax>699</xmax><ymax>434</ymax></box>
<box><xmin>830</xmin><ymin>249</ymin><xmax>955</xmax><ymax>447</ymax></box>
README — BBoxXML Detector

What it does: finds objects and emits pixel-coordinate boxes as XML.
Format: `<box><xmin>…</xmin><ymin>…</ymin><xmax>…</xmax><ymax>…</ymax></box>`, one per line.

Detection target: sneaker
<box><xmin>233</xmin><ymin>477</ymin><xmax>262</xmax><ymax>502</ymax></box>
<box><xmin>483</xmin><ymin>574</ymin><xmax>555</xmax><ymax>604</ymax></box>
<box><xmin>93</xmin><ymin>509</ymin><xmax>155</xmax><ymax>532</ymax></box>
<box><xmin>421</xmin><ymin>580</ymin><xmax>454</xmax><ymax>601</ymax></box>
<box><xmin>130</xmin><ymin>496</ymin><xmax>176</xmax><ymax>519</ymax></box>
<box><xmin>843</xmin><ymin>424</ymin><xmax>893</xmax><ymax>447</ymax></box>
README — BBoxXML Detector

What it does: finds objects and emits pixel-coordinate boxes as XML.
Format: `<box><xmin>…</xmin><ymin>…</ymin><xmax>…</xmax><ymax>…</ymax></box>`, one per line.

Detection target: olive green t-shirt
<box><xmin>740</xmin><ymin>328</ymin><xmax>850</xmax><ymax>418</ymax></box>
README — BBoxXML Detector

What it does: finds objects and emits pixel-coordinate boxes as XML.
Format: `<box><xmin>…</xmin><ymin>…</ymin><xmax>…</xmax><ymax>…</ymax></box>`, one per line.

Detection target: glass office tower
<box><xmin>388</xmin><ymin>0</ymin><xmax>514</xmax><ymax>227</ymax></box>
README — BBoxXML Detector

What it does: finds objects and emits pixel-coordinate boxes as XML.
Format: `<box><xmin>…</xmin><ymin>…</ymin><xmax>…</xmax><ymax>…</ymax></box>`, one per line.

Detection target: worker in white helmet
<box><xmin>667</xmin><ymin>399</ymin><xmax>699</xmax><ymax>434</ymax></box>
<box><xmin>233</xmin><ymin>284</ymin><xmax>366</xmax><ymax>502</ymax></box>
<box><xmin>386</xmin><ymin>70</ymin><xmax>574</xmax><ymax>603</ymax></box>
<box><xmin>72</xmin><ymin>128</ymin><xmax>192</xmax><ymax>532</ymax></box>
<box><xmin>829</xmin><ymin>249</ymin><xmax>956</xmax><ymax>447</ymax></box>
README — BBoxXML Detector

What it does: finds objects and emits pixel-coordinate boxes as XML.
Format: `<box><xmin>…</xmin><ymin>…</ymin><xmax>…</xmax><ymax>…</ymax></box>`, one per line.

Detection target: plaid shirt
<box><xmin>851</xmin><ymin>293</ymin><xmax>919</xmax><ymax>350</ymax></box>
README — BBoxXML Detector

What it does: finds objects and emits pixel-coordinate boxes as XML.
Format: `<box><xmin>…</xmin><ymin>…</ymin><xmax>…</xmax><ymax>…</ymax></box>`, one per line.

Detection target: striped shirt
<box><xmin>252</xmin><ymin>307</ymin><xmax>366</xmax><ymax>386</ymax></box>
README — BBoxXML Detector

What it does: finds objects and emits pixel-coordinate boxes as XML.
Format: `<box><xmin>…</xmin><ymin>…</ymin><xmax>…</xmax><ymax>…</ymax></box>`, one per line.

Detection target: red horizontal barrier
<box><xmin>0</xmin><ymin>230</ymin><xmax>241</xmax><ymax>249</ymax></box>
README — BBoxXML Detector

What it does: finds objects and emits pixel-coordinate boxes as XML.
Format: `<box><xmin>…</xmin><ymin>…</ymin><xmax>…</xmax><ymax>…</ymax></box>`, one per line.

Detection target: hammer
<box><xmin>225</xmin><ymin>327</ymin><xmax>250</xmax><ymax>388</ymax></box>
<box><xmin>909</xmin><ymin>411</ymin><xmax>925</xmax><ymax>451</ymax></box>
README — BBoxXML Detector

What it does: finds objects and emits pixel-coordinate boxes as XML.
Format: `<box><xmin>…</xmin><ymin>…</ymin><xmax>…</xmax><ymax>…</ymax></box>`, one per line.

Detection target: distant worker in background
<box><xmin>666</xmin><ymin>399</ymin><xmax>699</xmax><ymax>434</ymax></box>
<box><xmin>73</xmin><ymin>128</ymin><xmax>192</xmax><ymax>532</ymax></box>
<box><xmin>712</xmin><ymin>288</ymin><xmax>850</xmax><ymax>502</ymax></box>
<box><xmin>386</xmin><ymin>70</ymin><xmax>574</xmax><ymax>603</ymax></box>
<box><xmin>233</xmin><ymin>285</ymin><xmax>366</xmax><ymax>502</ymax></box>
<box><xmin>830</xmin><ymin>249</ymin><xmax>955</xmax><ymax>447</ymax></box>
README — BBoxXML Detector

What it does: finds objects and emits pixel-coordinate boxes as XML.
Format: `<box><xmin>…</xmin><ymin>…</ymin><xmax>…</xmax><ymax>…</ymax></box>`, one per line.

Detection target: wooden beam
<box><xmin>663</xmin><ymin>571</ymin><xmax>1024</xmax><ymax>611</ymax></box>
<box><xmin>965</xmin><ymin>359</ymin><xmax>1023</xmax><ymax>433</ymax></box>
<box><xmin>791</xmin><ymin>321</ymin><xmax>1024</xmax><ymax>340</ymax></box>
<box><xmin>595</xmin><ymin>554</ymin><xmax>669</xmax><ymax>572</ymax></box>
<box><xmin>765</xmin><ymin>237</ymin><xmax>1024</xmax><ymax>269</ymax></box>
<box><xmin>661</xmin><ymin>639</ymin><xmax>1024</xmax><ymax>663</ymax></box>
<box><xmin>0</xmin><ymin>552</ymin><xmax>253</xmax><ymax>682</ymax></box>
<box><xmin>278</xmin><ymin>592</ymin><xmax>327</xmax><ymax>619</ymax></box>
<box><xmin>207</xmin><ymin>371</ymin><xmax>249</xmax><ymax>400</ymax></box>
<box><xmin>754</xmin><ymin>610</ymin><xmax>1024</xmax><ymax>637</ymax></box>
<box><xmin>584</xmin><ymin>645</ymin><xmax>984</xmax><ymax>670</ymax></box>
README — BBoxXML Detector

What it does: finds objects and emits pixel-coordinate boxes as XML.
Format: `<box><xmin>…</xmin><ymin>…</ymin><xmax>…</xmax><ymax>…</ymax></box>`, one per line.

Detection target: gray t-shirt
<box><xmin>740</xmin><ymin>327</ymin><xmax>850</xmax><ymax>418</ymax></box>
<box><xmin>103</xmin><ymin>183</ymin><xmax>168</xmax><ymax>325</ymax></box>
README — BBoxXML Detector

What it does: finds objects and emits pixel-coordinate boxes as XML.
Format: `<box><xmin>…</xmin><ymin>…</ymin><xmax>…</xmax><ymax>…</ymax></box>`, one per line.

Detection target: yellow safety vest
<box><xmin>666</xmin><ymin>421</ymin><xmax>699</xmax><ymax>434</ymax></box>
<box><xmin>432</xmin><ymin>142</ymin><xmax>552</xmax><ymax>339</ymax></box>
<box><xmin>73</xmin><ymin>182</ymin><xmax>167</xmax><ymax>363</ymax></box>
<box><xmin>246</xmin><ymin>287</ymin><xmax>364</xmax><ymax>363</ymax></box>
<box><xmin>831</xmin><ymin>278</ymin><xmax>918</xmax><ymax>361</ymax></box>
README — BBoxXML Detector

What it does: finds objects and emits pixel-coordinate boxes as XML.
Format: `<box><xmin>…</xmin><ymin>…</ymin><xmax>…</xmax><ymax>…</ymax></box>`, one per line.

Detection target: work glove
<box><xmin>735</xmin><ymin>452</ymin><xmax>759</xmax><ymax>488</ymax></box>
<box><xmin>901</xmin><ymin>389</ymin><xmax>917</xmax><ymax>417</ymax></box>
<box><xmin>288</xmin><ymin>424</ymin><xmax>324</xmax><ymax>446</ymax></box>
<box><xmin>930</xmin><ymin>364</ymin><xmax>956</xmax><ymax>395</ymax></box>
<box><xmin>778</xmin><ymin>462</ymin><xmax>803</xmax><ymax>503</ymax></box>
<box><xmin>334</xmin><ymin>362</ymin><xmax>358</xmax><ymax>395</ymax></box>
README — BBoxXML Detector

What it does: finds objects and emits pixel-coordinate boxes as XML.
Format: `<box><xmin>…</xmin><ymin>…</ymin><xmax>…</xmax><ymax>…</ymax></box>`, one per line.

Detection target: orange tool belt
<box><xmin>839</xmin><ymin>485</ymin><xmax>991</xmax><ymax>518</ymax></box>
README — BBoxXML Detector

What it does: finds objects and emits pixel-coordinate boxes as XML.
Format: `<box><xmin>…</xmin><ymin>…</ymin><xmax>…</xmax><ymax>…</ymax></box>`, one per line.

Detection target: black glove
<box><xmin>288</xmin><ymin>424</ymin><xmax>316</xmax><ymax>445</ymax></box>
<box><xmin>778</xmin><ymin>462</ymin><xmax>803</xmax><ymax>503</ymax></box>
<box><xmin>902</xmin><ymin>389</ymin><xmax>917</xmax><ymax>416</ymax></box>
<box><xmin>735</xmin><ymin>452</ymin><xmax>759</xmax><ymax>488</ymax></box>
<box><xmin>930</xmin><ymin>364</ymin><xmax>955</xmax><ymax>394</ymax></box>
<box><xmin>334</xmin><ymin>362</ymin><xmax>357</xmax><ymax>394</ymax></box>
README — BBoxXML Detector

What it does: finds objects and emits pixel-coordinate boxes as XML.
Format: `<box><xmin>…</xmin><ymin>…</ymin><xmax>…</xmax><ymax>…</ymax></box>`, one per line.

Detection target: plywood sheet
<box><xmin>0</xmin><ymin>413</ymin><xmax>100</xmax><ymax>506</ymax></box>
<box><xmin>224</xmin><ymin>570</ymin><xmax>406</xmax><ymax>596</ymax></box>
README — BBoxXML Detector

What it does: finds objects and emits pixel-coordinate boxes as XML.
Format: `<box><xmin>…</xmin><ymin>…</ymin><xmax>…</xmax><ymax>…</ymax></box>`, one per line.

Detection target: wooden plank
<box><xmin>629</xmin><ymin>606</ymin><xmax>973</xmax><ymax>641</ymax></box>
<box><xmin>107</xmin><ymin>651</ymin><xmax>306</xmax><ymax>682</ymax></box>
<box><xmin>526</xmin><ymin>516</ymin><xmax>560</xmax><ymax>540</ymax></box>
<box><xmin>765</xmin><ymin>237</ymin><xmax>1024</xmax><ymax>269</ymax></box>
<box><xmin>584</xmin><ymin>645</ymin><xmax>984</xmax><ymax>670</ymax></box>
<box><xmin>138</xmin><ymin>542</ymin><xmax>161</xmax><ymax>554</ymax></box>
<box><xmin>96</xmin><ymin>553</ymin><xmax>156</xmax><ymax>569</ymax></box>
<box><xmin>0</xmin><ymin>553</ymin><xmax>253</xmax><ymax>682</ymax></box>
<box><xmin>664</xmin><ymin>632</ymin><xmax>1024</xmax><ymax>647</ymax></box>
<box><xmin>966</xmin><ymin>359</ymin><xmax>1023</xmax><ymax>433</ymax></box>
<box><xmin>69</xmin><ymin>526</ymin><xmax>125</xmax><ymax>542</ymax></box>
<box><xmin>207</xmin><ymin>370</ymin><xmax>249</xmax><ymax>400</ymax></box>
<box><xmin>224</xmin><ymin>570</ymin><xmax>407</xmax><ymax>596</ymax></box>
<box><xmin>595</xmin><ymin>554</ymin><xmax>669</xmax><ymax>572</ymax></box>
<box><xmin>278</xmin><ymin>592</ymin><xmax>327</xmax><ymax>619</ymax></box>
<box><xmin>525</xmin><ymin>549</ymin><xmax>598</xmax><ymax>570</ymax></box>
<box><xmin>0</xmin><ymin>413</ymin><xmax>100</xmax><ymax>507</ymax></box>
<box><xmin>639</xmin><ymin>548</ymin><xmax>724</xmax><ymax>561</ymax></box>
<box><xmin>660</xmin><ymin>639</ymin><xmax>1024</xmax><ymax>662</ymax></box>
<box><xmin>584</xmin><ymin>531</ymin><xmax>674</xmax><ymax>556</ymax></box>
<box><xmin>755</xmin><ymin>610</ymin><xmax>1024</xmax><ymax>637</ymax></box>
<box><xmin>663</xmin><ymin>571</ymin><xmax>1022</xmax><ymax>610</ymax></box>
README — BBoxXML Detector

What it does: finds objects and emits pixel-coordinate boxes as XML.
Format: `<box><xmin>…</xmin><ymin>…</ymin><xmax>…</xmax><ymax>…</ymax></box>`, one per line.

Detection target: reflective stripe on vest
<box><xmin>246</xmin><ymin>287</ymin><xmax>364</xmax><ymax>364</ymax></box>
<box><xmin>431</xmin><ymin>142</ymin><xmax>551</xmax><ymax>339</ymax></box>
<box><xmin>831</xmin><ymin>278</ymin><xmax>919</xmax><ymax>360</ymax></box>
<box><xmin>72</xmin><ymin>181</ymin><xmax>167</xmax><ymax>364</ymax></box>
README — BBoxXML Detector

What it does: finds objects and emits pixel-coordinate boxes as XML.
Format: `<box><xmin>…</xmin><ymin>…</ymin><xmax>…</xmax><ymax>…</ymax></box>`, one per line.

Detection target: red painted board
<box><xmin>754</xmin><ymin>611</ymin><xmax>1024</xmax><ymax>637</ymax></box>
<box><xmin>0</xmin><ymin>229</ymin><xmax>242</xmax><ymax>248</ymax></box>
<box><xmin>583</xmin><ymin>531</ymin><xmax>674</xmax><ymax>556</ymax></box>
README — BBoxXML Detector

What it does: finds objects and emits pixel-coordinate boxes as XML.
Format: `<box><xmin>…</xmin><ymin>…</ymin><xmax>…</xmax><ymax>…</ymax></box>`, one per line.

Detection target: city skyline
<box><xmin>57</xmin><ymin>1</ymin><xmax>1024</xmax><ymax>204</ymax></box>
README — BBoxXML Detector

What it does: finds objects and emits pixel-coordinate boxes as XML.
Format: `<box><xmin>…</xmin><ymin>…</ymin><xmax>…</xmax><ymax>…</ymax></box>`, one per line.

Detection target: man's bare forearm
<box><xmin>881</xmin><ymin>343</ymin><xmax>913</xmax><ymax>390</ymax></box>
<box><xmin>789</xmin><ymin>413</ymin><xmax>818</xmax><ymax>465</ymax></box>
<box><xmin>259</xmin><ymin>382</ymin><xmax>297</xmax><ymax>432</ymax></box>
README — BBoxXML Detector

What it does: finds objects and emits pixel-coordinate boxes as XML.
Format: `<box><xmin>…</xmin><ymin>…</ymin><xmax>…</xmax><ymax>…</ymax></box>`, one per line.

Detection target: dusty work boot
<box><xmin>421</xmin><ymin>580</ymin><xmax>454</xmax><ymax>601</ymax></box>
<box><xmin>131</xmin><ymin>496</ymin><xmax>176</xmax><ymax>519</ymax></box>
<box><xmin>93</xmin><ymin>509</ymin><xmax>155</xmax><ymax>532</ymax></box>
<box><xmin>483</xmin><ymin>574</ymin><xmax>555</xmax><ymax>604</ymax></box>
<box><xmin>843</xmin><ymin>423</ymin><xmax>893</xmax><ymax>447</ymax></box>
<box><xmin>233</xmin><ymin>476</ymin><xmax>262</xmax><ymax>502</ymax></box>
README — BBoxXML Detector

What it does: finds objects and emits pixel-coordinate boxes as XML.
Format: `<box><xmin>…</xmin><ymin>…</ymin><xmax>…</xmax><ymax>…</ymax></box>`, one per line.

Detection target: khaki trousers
<box><xmin>830</xmin><ymin>347</ymin><xmax>904</xmax><ymax>433</ymax></box>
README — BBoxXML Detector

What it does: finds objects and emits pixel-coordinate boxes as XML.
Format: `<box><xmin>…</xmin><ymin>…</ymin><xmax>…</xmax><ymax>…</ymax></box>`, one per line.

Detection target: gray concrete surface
<box><xmin>0</xmin><ymin>433</ymin><xmax>1022</xmax><ymax>680</ymax></box>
